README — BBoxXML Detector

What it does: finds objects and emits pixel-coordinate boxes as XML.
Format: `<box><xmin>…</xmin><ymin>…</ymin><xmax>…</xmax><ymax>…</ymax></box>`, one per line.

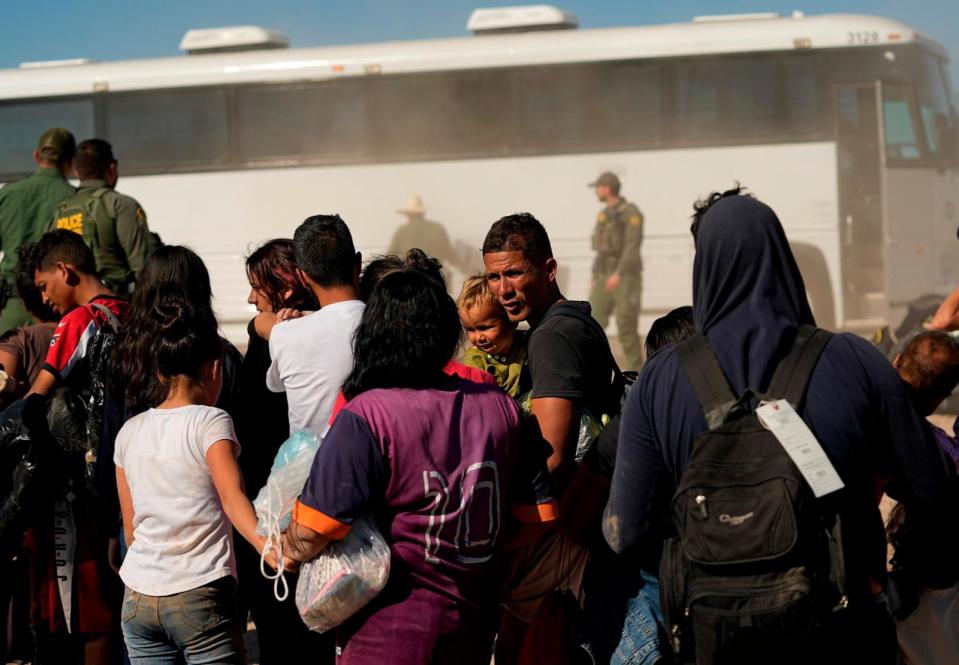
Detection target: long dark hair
<box><xmin>108</xmin><ymin>246</ymin><xmax>218</xmax><ymax>409</ymax></box>
<box><xmin>246</xmin><ymin>239</ymin><xmax>317</xmax><ymax>312</ymax></box>
<box><xmin>343</xmin><ymin>269</ymin><xmax>461</xmax><ymax>399</ymax></box>
<box><xmin>154</xmin><ymin>301</ymin><xmax>222</xmax><ymax>388</ymax></box>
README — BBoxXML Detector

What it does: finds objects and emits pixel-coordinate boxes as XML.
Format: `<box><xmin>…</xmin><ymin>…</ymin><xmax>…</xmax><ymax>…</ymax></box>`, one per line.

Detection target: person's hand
<box><xmin>589</xmin><ymin>279</ymin><xmax>595</xmax><ymax>291</ymax></box>
<box><xmin>276</xmin><ymin>308</ymin><xmax>307</xmax><ymax>322</ymax></box>
<box><xmin>257</xmin><ymin>536</ymin><xmax>299</xmax><ymax>573</ymax></box>
<box><xmin>107</xmin><ymin>537</ymin><xmax>121</xmax><ymax>576</ymax></box>
<box><xmin>605</xmin><ymin>272</ymin><xmax>621</xmax><ymax>292</ymax></box>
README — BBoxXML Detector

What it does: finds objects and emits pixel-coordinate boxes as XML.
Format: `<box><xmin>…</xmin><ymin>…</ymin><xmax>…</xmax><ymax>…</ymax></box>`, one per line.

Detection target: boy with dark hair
<box><xmin>267</xmin><ymin>214</ymin><xmax>364</xmax><ymax>432</ymax></box>
<box><xmin>644</xmin><ymin>305</ymin><xmax>695</xmax><ymax>360</ymax></box>
<box><xmin>23</xmin><ymin>229</ymin><xmax>128</xmax><ymax>663</ymax></box>
<box><xmin>28</xmin><ymin>230</ymin><xmax>127</xmax><ymax>398</ymax></box>
<box><xmin>51</xmin><ymin>138</ymin><xmax>154</xmax><ymax>294</ymax></box>
<box><xmin>293</xmin><ymin>214</ymin><xmax>361</xmax><ymax>286</ymax></box>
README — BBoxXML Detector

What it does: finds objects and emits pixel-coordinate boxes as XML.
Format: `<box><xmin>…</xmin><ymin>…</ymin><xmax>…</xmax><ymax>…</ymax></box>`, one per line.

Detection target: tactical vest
<box><xmin>53</xmin><ymin>188</ymin><xmax>131</xmax><ymax>289</ymax></box>
<box><xmin>592</xmin><ymin>207</ymin><xmax>626</xmax><ymax>256</ymax></box>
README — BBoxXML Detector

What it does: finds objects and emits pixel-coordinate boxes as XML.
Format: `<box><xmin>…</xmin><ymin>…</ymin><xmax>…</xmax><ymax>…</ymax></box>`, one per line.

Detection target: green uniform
<box><xmin>388</xmin><ymin>218</ymin><xmax>456</xmax><ymax>265</ymax></box>
<box><xmin>0</xmin><ymin>167</ymin><xmax>75</xmax><ymax>332</ymax></box>
<box><xmin>51</xmin><ymin>179</ymin><xmax>152</xmax><ymax>294</ymax></box>
<box><xmin>589</xmin><ymin>198</ymin><xmax>644</xmax><ymax>370</ymax></box>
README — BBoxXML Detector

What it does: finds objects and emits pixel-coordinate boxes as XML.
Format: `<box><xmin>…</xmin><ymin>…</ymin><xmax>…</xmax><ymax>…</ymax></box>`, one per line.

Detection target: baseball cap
<box><xmin>36</xmin><ymin>127</ymin><xmax>77</xmax><ymax>162</ymax></box>
<box><xmin>588</xmin><ymin>171</ymin><xmax>620</xmax><ymax>190</ymax></box>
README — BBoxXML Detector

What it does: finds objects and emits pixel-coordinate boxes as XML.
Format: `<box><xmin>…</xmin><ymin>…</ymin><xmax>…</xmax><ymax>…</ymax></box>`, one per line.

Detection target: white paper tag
<box><xmin>54</xmin><ymin>496</ymin><xmax>76</xmax><ymax>633</ymax></box>
<box><xmin>756</xmin><ymin>399</ymin><xmax>844</xmax><ymax>498</ymax></box>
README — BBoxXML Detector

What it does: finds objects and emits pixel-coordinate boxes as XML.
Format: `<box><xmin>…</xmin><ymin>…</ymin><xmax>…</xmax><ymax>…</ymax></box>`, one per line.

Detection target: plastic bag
<box><xmin>0</xmin><ymin>395</ymin><xmax>49</xmax><ymax>553</ymax></box>
<box><xmin>295</xmin><ymin>515</ymin><xmax>391</xmax><ymax>633</ymax></box>
<box><xmin>517</xmin><ymin>392</ymin><xmax>604</xmax><ymax>462</ymax></box>
<box><xmin>253</xmin><ymin>428</ymin><xmax>323</xmax><ymax>536</ymax></box>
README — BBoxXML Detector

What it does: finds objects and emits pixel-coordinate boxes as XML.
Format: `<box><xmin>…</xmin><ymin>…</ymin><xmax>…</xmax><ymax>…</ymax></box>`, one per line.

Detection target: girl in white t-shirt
<box><xmin>115</xmin><ymin>304</ymin><xmax>275</xmax><ymax>663</ymax></box>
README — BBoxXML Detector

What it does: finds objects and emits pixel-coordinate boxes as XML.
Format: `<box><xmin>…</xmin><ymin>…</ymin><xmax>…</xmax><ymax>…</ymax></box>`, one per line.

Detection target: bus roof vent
<box><xmin>468</xmin><ymin>5</ymin><xmax>578</xmax><ymax>35</ymax></box>
<box><xmin>693</xmin><ymin>12</ymin><xmax>782</xmax><ymax>23</ymax></box>
<box><xmin>179</xmin><ymin>26</ymin><xmax>289</xmax><ymax>55</ymax></box>
<box><xmin>19</xmin><ymin>58</ymin><xmax>94</xmax><ymax>69</ymax></box>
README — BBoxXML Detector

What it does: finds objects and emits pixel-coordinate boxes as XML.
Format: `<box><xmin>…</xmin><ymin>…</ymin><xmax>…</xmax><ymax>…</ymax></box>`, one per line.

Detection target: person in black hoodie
<box><xmin>606</xmin><ymin>188</ymin><xmax>956</xmax><ymax>665</ymax></box>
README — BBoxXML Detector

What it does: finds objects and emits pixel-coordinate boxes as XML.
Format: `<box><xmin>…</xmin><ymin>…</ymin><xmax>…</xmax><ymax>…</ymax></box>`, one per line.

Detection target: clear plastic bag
<box><xmin>517</xmin><ymin>392</ymin><xmax>604</xmax><ymax>462</ymax></box>
<box><xmin>295</xmin><ymin>516</ymin><xmax>391</xmax><ymax>633</ymax></box>
<box><xmin>253</xmin><ymin>428</ymin><xmax>323</xmax><ymax>536</ymax></box>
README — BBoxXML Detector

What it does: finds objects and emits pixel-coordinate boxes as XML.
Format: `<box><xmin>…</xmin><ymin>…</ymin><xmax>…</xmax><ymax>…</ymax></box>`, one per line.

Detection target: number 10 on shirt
<box><xmin>423</xmin><ymin>462</ymin><xmax>501</xmax><ymax>565</ymax></box>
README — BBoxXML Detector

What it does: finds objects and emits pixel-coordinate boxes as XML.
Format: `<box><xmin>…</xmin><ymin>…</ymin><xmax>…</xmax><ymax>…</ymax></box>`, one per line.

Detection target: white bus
<box><xmin>1</xmin><ymin>7</ymin><xmax>957</xmax><ymax>342</ymax></box>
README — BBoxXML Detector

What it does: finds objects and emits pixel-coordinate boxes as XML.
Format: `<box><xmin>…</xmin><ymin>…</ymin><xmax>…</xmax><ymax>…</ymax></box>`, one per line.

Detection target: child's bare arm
<box><xmin>207</xmin><ymin>440</ymin><xmax>266</xmax><ymax>554</ymax></box>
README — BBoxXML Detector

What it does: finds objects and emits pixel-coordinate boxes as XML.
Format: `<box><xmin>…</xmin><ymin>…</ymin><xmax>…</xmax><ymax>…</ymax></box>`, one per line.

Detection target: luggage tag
<box><xmin>756</xmin><ymin>399</ymin><xmax>844</xmax><ymax>498</ymax></box>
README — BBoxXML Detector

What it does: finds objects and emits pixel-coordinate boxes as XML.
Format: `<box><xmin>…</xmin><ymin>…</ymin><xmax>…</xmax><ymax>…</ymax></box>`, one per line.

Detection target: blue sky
<box><xmin>3</xmin><ymin>1</ymin><xmax>958</xmax><ymax>86</ymax></box>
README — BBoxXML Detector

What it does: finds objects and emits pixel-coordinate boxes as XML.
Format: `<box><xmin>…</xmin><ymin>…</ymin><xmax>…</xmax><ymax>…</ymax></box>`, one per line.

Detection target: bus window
<box><xmin>236</xmin><ymin>79</ymin><xmax>370</xmax><ymax>165</ymax></box>
<box><xmin>0</xmin><ymin>98</ymin><xmax>93</xmax><ymax>178</ymax></box>
<box><xmin>672</xmin><ymin>54</ymin><xmax>818</xmax><ymax>144</ymax></box>
<box><xmin>105</xmin><ymin>89</ymin><xmax>229</xmax><ymax>173</ymax></box>
<box><xmin>675</xmin><ymin>59</ymin><xmax>720</xmax><ymax>137</ymax></box>
<box><xmin>511</xmin><ymin>61</ymin><xmax>663</xmax><ymax>154</ymax></box>
<box><xmin>588</xmin><ymin>61</ymin><xmax>662</xmax><ymax>149</ymax></box>
<box><xmin>374</xmin><ymin>70</ymin><xmax>509</xmax><ymax>159</ymax></box>
<box><xmin>512</xmin><ymin>65</ymin><xmax>589</xmax><ymax>153</ymax></box>
<box><xmin>882</xmin><ymin>86</ymin><xmax>923</xmax><ymax>162</ymax></box>
<box><xmin>917</xmin><ymin>53</ymin><xmax>956</xmax><ymax>167</ymax></box>
<box><xmin>783</xmin><ymin>56</ymin><xmax>820</xmax><ymax>134</ymax></box>
<box><xmin>726</xmin><ymin>58</ymin><xmax>777</xmax><ymax>134</ymax></box>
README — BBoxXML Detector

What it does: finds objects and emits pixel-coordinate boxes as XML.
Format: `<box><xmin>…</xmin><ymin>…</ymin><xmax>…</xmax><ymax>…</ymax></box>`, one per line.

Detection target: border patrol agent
<box><xmin>51</xmin><ymin>139</ymin><xmax>155</xmax><ymax>294</ymax></box>
<box><xmin>0</xmin><ymin>128</ymin><xmax>76</xmax><ymax>333</ymax></box>
<box><xmin>589</xmin><ymin>171</ymin><xmax>644</xmax><ymax>369</ymax></box>
<box><xmin>388</xmin><ymin>194</ymin><xmax>457</xmax><ymax>265</ymax></box>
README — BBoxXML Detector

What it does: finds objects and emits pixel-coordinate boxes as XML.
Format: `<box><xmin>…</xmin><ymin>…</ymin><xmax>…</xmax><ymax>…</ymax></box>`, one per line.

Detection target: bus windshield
<box><xmin>913</xmin><ymin>52</ymin><xmax>956</xmax><ymax>167</ymax></box>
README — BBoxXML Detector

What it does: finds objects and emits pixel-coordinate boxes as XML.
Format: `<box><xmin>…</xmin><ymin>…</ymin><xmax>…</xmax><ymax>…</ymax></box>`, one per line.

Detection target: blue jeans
<box><xmin>121</xmin><ymin>577</ymin><xmax>245</xmax><ymax>664</ymax></box>
<box><xmin>611</xmin><ymin>571</ymin><xmax>665</xmax><ymax>665</ymax></box>
<box><xmin>578</xmin><ymin>548</ymin><xmax>667</xmax><ymax>665</ymax></box>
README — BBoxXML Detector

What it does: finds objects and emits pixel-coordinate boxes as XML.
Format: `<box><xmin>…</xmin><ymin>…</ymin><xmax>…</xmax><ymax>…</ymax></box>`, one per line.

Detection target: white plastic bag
<box><xmin>253</xmin><ymin>428</ymin><xmax>324</xmax><ymax>536</ymax></box>
<box><xmin>295</xmin><ymin>516</ymin><xmax>391</xmax><ymax>633</ymax></box>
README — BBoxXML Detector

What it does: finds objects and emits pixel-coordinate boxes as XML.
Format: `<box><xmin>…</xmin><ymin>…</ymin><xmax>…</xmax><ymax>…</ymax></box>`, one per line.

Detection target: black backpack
<box><xmin>661</xmin><ymin>325</ymin><xmax>848</xmax><ymax>665</ymax></box>
<box><xmin>45</xmin><ymin>302</ymin><xmax>121</xmax><ymax>493</ymax></box>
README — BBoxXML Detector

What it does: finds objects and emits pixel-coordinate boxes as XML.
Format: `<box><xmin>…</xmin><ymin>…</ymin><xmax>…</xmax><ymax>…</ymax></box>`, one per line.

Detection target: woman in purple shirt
<box><xmin>284</xmin><ymin>267</ymin><xmax>556</xmax><ymax>665</ymax></box>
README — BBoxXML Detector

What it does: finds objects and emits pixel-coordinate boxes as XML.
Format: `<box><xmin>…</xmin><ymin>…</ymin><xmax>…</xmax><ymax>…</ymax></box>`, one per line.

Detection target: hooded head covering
<box><xmin>692</xmin><ymin>194</ymin><xmax>815</xmax><ymax>396</ymax></box>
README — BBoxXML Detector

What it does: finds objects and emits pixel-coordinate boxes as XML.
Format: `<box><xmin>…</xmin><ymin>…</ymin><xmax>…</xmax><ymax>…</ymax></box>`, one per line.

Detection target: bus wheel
<box><xmin>791</xmin><ymin>242</ymin><xmax>836</xmax><ymax>330</ymax></box>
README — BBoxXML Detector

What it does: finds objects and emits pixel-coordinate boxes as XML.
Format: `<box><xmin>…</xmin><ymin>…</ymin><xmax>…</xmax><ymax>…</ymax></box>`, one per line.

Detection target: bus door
<box><xmin>881</xmin><ymin>63</ymin><xmax>959</xmax><ymax>327</ymax></box>
<box><xmin>834</xmin><ymin>82</ymin><xmax>885</xmax><ymax>324</ymax></box>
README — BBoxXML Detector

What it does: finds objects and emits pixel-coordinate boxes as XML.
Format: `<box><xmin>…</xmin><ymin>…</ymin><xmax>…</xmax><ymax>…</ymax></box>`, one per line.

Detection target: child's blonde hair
<box><xmin>457</xmin><ymin>274</ymin><xmax>503</xmax><ymax>316</ymax></box>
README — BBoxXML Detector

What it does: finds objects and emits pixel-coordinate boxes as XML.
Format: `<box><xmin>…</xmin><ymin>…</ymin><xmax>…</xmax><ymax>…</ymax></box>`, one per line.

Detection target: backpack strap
<box><xmin>545</xmin><ymin>302</ymin><xmax>627</xmax><ymax>414</ymax></box>
<box><xmin>676</xmin><ymin>333</ymin><xmax>738</xmax><ymax>429</ymax></box>
<box><xmin>88</xmin><ymin>302</ymin><xmax>121</xmax><ymax>331</ymax></box>
<box><xmin>766</xmin><ymin>325</ymin><xmax>833</xmax><ymax>410</ymax></box>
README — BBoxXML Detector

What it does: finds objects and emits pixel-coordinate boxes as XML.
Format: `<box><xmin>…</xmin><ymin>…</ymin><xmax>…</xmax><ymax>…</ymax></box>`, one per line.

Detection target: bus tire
<box><xmin>791</xmin><ymin>242</ymin><xmax>836</xmax><ymax>330</ymax></box>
